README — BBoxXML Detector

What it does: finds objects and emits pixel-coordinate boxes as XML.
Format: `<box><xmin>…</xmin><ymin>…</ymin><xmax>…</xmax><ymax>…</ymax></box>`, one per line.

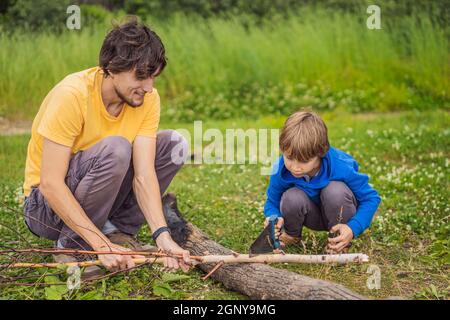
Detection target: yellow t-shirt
<box><xmin>23</xmin><ymin>66</ymin><xmax>160</xmax><ymax>197</ymax></box>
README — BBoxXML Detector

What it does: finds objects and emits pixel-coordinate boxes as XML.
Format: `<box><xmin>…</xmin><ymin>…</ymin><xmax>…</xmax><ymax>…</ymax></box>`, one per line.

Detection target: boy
<box><xmin>263</xmin><ymin>110</ymin><xmax>381</xmax><ymax>253</ymax></box>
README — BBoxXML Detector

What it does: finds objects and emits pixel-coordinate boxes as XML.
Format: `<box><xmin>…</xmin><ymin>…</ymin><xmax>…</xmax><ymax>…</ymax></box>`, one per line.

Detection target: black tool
<box><xmin>249</xmin><ymin>215</ymin><xmax>282</xmax><ymax>257</ymax></box>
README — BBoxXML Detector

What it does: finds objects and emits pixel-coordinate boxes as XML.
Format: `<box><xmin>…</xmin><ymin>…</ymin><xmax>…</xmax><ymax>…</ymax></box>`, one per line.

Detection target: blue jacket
<box><xmin>264</xmin><ymin>147</ymin><xmax>381</xmax><ymax>238</ymax></box>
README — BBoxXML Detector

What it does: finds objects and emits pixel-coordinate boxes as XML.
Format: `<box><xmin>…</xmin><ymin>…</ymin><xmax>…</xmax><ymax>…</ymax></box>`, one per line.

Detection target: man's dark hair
<box><xmin>99</xmin><ymin>16</ymin><xmax>167</xmax><ymax>79</ymax></box>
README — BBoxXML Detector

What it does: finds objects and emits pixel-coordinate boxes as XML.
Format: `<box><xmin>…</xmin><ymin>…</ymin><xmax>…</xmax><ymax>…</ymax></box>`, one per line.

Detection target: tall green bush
<box><xmin>2</xmin><ymin>0</ymin><xmax>71</xmax><ymax>33</ymax></box>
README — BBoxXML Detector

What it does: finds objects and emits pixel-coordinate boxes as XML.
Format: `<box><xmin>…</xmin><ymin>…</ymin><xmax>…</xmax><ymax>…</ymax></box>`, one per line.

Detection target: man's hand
<box><xmin>156</xmin><ymin>233</ymin><xmax>191</xmax><ymax>273</ymax></box>
<box><xmin>327</xmin><ymin>224</ymin><xmax>353</xmax><ymax>254</ymax></box>
<box><xmin>97</xmin><ymin>242</ymin><xmax>145</xmax><ymax>272</ymax></box>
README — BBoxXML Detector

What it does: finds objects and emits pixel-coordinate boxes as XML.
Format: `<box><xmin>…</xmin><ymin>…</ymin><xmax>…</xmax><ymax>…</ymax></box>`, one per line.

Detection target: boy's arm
<box><xmin>344</xmin><ymin>169</ymin><xmax>381</xmax><ymax>238</ymax></box>
<box><xmin>264</xmin><ymin>172</ymin><xmax>287</xmax><ymax>218</ymax></box>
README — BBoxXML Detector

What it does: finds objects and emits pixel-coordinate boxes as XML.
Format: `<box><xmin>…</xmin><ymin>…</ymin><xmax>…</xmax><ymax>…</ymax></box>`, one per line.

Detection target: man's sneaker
<box><xmin>53</xmin><ymin>252</ymin><xmax>104</xmax><ymax>281</ymax></box>
<box><xmin>106</xmin><ymin>230</ymin><xmax>157</xmax><ymax>252</ymax></box>
<box><xmin>279</xmin><ymin>232</ymin><xmax>302</xmax><ymax>247</ymax></box>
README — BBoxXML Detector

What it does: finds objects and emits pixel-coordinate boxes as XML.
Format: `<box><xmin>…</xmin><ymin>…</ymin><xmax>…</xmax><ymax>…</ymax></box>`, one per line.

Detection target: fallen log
<box><xmin>162</xmin><ymin>193</ymin><xmax>367</xmax><ymax>300</ymax></box>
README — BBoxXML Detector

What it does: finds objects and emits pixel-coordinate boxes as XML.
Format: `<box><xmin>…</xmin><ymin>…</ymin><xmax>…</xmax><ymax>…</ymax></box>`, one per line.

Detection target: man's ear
<box><xmin>106</xmin><ymin>61</ymin><xmax>115</xmax><ymax>78</ymax></box>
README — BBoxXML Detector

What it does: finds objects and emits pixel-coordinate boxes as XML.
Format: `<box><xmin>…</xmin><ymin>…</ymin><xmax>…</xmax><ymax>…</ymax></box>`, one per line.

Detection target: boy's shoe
<box><xmin>53</xmin><ymin>252</ymin><xmax>104</xmax><ymax>281</ymax></box>
<box><xmin>279</xmin><ymin>232</ymin><xmax>302</xmax><ymax>247</ymax></box>
<box><xmin>106</xmin><ymin>230</ymin><xmax>158</xmax><ymax>252</ymax></box>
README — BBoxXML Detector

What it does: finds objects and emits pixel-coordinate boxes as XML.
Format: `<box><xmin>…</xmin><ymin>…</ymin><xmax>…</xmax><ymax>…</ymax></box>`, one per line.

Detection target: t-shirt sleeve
<box><xmin>37</xmin><ymin>86</ymin><xmax>83</xmax><ymax>147</ymax></box>
<box><xmin>136</xmin><ymin>91</ymin><xmax>161</xmax><ymax>139</ymax></box>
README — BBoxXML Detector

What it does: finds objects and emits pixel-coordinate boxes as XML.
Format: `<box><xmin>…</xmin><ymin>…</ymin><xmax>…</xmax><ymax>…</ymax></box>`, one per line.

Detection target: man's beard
<box><xmin>114</xmin><ymin>87</ymin><xmax>144</xmax><ymax>108</ymax></box>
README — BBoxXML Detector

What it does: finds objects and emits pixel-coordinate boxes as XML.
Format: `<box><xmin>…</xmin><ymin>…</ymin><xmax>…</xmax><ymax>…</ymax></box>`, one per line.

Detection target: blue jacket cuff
<box><xmin>264</xmin><ymin>210</ymin><xmax>282</xmax><ymax>218</ymax></box>
<box><xmin>347</xmin><ymin>219</ymin><xmax>363</xmax><ymax>238</ymax></box>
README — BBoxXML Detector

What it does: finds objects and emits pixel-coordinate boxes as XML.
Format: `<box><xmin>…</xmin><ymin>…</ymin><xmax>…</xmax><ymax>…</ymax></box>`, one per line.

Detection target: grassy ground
<box><xmin>0</xmin><ymin>109</ymin><xmax>448</xmax><ymax>300</ymax></box>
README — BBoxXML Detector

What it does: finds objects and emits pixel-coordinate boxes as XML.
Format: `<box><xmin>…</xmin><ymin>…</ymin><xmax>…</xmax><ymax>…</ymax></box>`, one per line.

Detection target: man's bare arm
<box><xmin>132</xmin><ymin>135</ymin><xmax>190</xmax><ymax>272</ymax></box>
<box><xmin>132</xmin><ymin>136</ymin><xmax>174</xmax><ymax>233</ymax></box>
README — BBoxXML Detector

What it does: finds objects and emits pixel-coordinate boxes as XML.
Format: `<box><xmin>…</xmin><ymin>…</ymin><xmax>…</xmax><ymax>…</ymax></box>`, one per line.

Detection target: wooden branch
<box><xmin>1</xmin><ymin>252</ymin><xmax>368</xmax><ymax>269</ymax></box>
<box><xmin>202</xmin><ymin>261</ymin><xmax>224</xmax><ymax>280</ymax></box>
<box><xmin>200</xmin><ymin>253</ymin><xmax>369</xmax><ymax>264</ymax></box>
<box><xmin>0</xmin><ymin>248</ymin><xmax>204</xmax><ymax>261</ymax></box>
<box><xmin>0</xmin><ymin>257</ymin><xmax>166</xmax><ymax>269</ymax></box>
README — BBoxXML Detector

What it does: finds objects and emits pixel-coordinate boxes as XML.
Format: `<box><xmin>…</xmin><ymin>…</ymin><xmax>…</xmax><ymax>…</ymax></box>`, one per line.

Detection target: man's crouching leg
<box><xmin>23</xmin><ymin>136</ymin><xmax>133</xmax><ymax>251</ymax></box>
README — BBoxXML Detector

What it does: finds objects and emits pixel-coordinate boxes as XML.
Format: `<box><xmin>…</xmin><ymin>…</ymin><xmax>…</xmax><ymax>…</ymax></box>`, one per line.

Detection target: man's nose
<box><xmin>142</xmin><ymin>78</ymin><xmax>154</xmax><ymax>93</ymax></box>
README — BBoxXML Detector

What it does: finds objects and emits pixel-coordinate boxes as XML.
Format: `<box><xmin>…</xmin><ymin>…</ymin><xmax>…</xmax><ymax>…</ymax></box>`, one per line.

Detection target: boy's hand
<box><xmin>327</xmin><ymin>224</ymin><xmax>353</xmax><ymax>254</ymax></box>
<box><xmin>264</xmin><ymin>217</ymin><xmax>284</xmax><ymax>240</ymax></box>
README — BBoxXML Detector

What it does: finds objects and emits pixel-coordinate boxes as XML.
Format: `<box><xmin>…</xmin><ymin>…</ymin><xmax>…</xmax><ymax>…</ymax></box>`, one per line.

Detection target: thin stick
<box><xmin>0</xmin><ymin>258</ymin><xmax>165</xmax><ymax>269</ymax></box>
<box><xmin>201</xmin><ymin>261</ymin><xmax>224</xmax><ymax>280</ymax></box>
<box><xmin>199</xmin><ymin>253</ymin><xmax>369</xmax><ymax>264</ymax></box>
<box><xmin>0</xmin><ymin>221</ymin><xmax>33</xmax><ymax>247</ymax></box>
<box><xmin>339</xmin><ymin>206</ymin><xmax>343</xmax><ymax>223</ymax></box>
<box><xmin>0</xmin><ymin>247</ymin><xmax>204</xmax><ymax>262</ymax></box>
<box><xmin>0</xmin><ymin>281</ymin><xmax>68</xmax><ymax>287</ymax></box>
<box><xmin>3</xmin><ymin>200</ymin><xmax>108</xmax><ymax>251</ymax></box>
<box><xmin>1</xmin><ymin>253</ymin><xmax>369</xmax><ymax>269</ymax></box>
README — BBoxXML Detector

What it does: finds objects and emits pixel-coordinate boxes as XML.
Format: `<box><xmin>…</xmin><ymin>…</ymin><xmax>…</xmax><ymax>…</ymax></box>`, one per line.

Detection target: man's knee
<box><xmin>157</xmin><ymin>130</ymin><xmax>189</xmax><ymax>166</ymax></box>
<box><xmin>280</xmin><ymin>188</ymin><xmax>309</xmax><ymax>217</ymax></box>
<box><xmin>23</xmin><ymin>191</ymin><xmax>62</xmax><ymax>241</ymax></box>
<box><xmin>97</xmin><ymin>136</ymin><xmax>132</xmax><ymax>172</ymax></box>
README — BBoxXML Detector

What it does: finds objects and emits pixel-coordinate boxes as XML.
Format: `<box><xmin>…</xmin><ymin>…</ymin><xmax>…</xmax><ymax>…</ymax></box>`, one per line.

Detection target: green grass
<box><xmin>0</xmin><ymin>8</ymin><xmax>448</xmax><ymax>121</ymax></box>
<box><xmin>0</xmin><ymin>110</ymin><xmax>448</xmax><ymax>300</ymax></box>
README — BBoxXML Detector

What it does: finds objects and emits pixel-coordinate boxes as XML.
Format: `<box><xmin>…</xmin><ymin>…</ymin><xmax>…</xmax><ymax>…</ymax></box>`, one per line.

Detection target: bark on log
<box><xmin>162</xmin><ymin>193</ymin><xmax>367</xmax><ymax>300</ymax></box>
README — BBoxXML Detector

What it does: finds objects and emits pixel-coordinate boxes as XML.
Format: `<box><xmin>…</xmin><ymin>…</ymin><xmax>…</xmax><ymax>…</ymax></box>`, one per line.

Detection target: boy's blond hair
<box><xmin>279</xmin><ymin>109</ymin><xmax>330</xmax><ymax>162</ymax></box>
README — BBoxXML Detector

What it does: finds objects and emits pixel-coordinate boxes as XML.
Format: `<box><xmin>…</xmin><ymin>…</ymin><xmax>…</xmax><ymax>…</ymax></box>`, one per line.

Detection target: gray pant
<box><xmin>23</xmin><ymin>130</ymin><xmax>188</xmax><ymax>250</ymax></box>
<box><xmin>280</xmin><ymin>181</ymin><xmax>357</xmax><ymax>238</ymax></box>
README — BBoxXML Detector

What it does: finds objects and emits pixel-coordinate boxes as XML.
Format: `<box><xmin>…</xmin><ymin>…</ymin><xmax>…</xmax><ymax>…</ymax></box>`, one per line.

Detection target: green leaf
<box><xmin>418</xmin><ymin>255</ymin><xmax>434</xmax><ymax>264</ymax></box>
<box><xmin>161</xmin><ymin>272</ymin><xmax>190</xmax><ymax>283</ymax></box>
<box><xmin>44</xmin><ymin>285</ymin><xmax>67</xmax><ymax>300</ymax></box>
<box><xmin>101</xmin><ymin>279</ymin><xmax>107</xmax><ymax>295</ymax></box>
<box><xmin>443</xmin><ymin>253</ymin><xmax>450</xmax><ymax>265</ymax></box>
<box><xmin>429</xmin><ymin>284</ymin><xmax>439</xmax><ymax>298</ymax></box>
<box><xmin>44</xmin><ymin>275</ymin><xmax>61</xmax><ymax>284</ymax></box>
<box><xmin>430</xmin><ymin>241</ymin><xmax>446</xmax><ymax>256</ymax></box>
<box><xmin>78</xmin><ymin>290</ymin><xmax>102</xmax><ymax>300</ymax></box>
<box><xmin>152</xmin><ymin>281</ymin><xmax>173</xmax><ymax>298</ymax></box>
<box><xmin>43</xmin><ymin>275</ymin><xmax>67</xmax><ymax>300</ymax></box>
<box><xmin>36</xmin><ymin>268</ymin><xmax>49</xmax><ymax>275</ymax></box>
<box><xmin>56</xmin><ymin>263</ymin><xmax>68</xmax><ymax>272</ymax></box>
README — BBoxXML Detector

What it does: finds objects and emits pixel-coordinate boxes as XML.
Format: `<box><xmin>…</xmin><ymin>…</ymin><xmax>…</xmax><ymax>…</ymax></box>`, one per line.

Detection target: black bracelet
<box><xmin>152</xmin><ymin>226</ymin><xmax>171</xmax><ymax>242</ymax></box>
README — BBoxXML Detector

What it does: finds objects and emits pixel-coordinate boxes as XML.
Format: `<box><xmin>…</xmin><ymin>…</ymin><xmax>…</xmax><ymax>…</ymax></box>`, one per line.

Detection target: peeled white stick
<box><xmin>1</xmin><ymin>253</ymin><xmax>368</xmax><ymax>269</ymax></box>
<box><xmin>200</xmin><ymin>253</ymin><xmax>369</xmax><ymax>264</ymax></box>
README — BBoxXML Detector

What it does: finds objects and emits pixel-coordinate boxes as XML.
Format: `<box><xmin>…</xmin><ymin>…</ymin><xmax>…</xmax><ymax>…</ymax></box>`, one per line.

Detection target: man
<box><xmin>22</xmin><ymin>18</ymin><xmax>191</xmax><ymax>275</ymax></box>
